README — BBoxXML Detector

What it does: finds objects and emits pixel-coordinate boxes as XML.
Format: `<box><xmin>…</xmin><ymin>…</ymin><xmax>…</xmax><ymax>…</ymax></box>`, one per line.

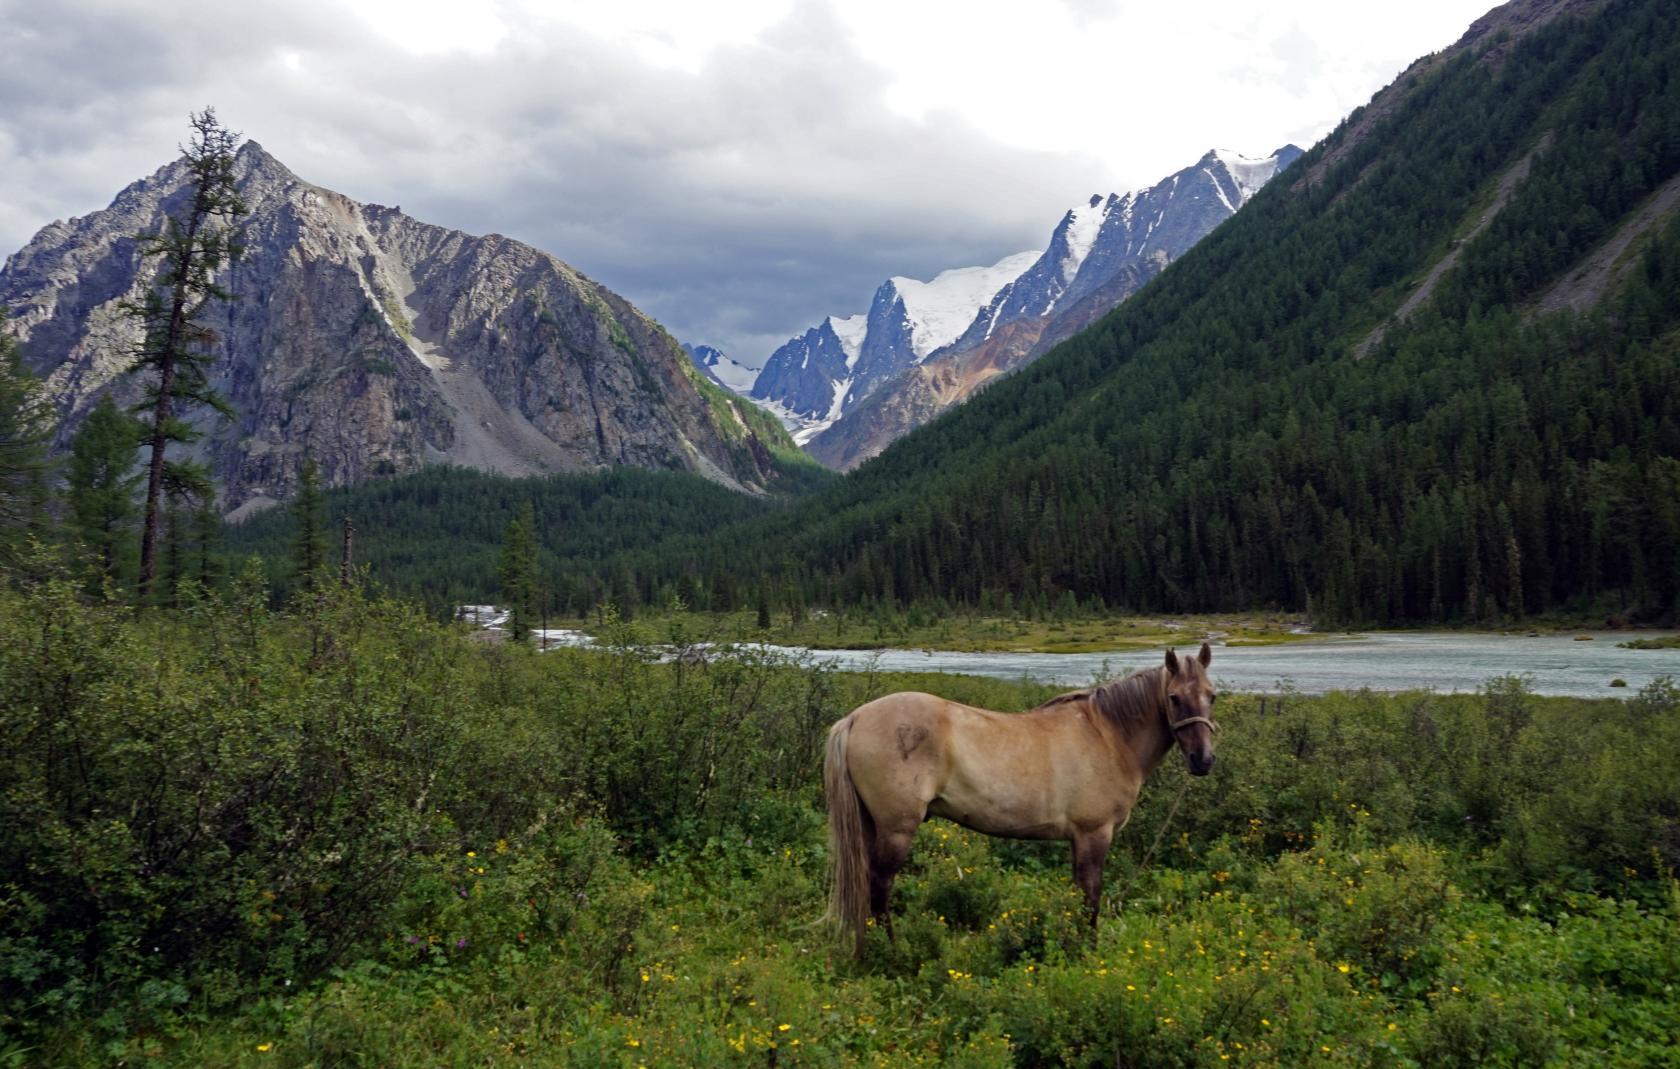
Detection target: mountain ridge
<box><xmin>1</xmin><ymin>141</ymin><xmax>804</xmax><ymax>510</ymax></box>
<box><xmin>804</xmin><ymin>145</ymin><xmax>1302</xmax><ymax>469</ymax></box>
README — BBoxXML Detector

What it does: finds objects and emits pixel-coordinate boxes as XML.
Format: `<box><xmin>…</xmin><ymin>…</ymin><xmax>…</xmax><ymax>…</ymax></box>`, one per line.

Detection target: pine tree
<box><xmin>125</xmin><ymin>108</ymin><xmax>245</xmax><ymax>603</ymax></box>
<box><xmin>498</xmin><ymin>502</ymin><xmax>538</xmax><ymax>644</ymax></box>
<box><xmin>289</xmin><ymin>453</ymin><xmax>327</xmax><ymax>597</ymax></box>
<box><xmin>192</xmin><ymin>500</ymin><xmax>222</xmax><ymax>589</ymax></box>
<box><xmin>0</xmin><ymin>318</ymin><xmax>54</xmax><ymax>568</ymax></box>
<box><xmin>67</xmin><ymin>395</ymin><xmax>141</xmax><ymax>592</ymax></box>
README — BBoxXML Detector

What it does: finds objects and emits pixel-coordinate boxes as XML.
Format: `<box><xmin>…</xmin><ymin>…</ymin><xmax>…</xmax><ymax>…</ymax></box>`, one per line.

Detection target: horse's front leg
<box><xmin>1070</xmin><ymin>827</ymin><xmax>1115</xmax><ymax>929</ymax></box>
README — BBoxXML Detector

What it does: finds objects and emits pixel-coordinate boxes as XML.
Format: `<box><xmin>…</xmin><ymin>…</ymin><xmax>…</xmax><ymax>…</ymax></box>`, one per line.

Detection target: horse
<box><xmin>823</xmin><ymin>643</ymin><xmax>1218</xmax><ymax>956</ymax></box>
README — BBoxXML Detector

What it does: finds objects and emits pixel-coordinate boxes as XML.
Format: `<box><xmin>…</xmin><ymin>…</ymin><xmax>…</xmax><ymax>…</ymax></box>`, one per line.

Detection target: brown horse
<box><xmin>824</xmin><ymin>644</ymin><xmax>1217</xmax><ymax>955</ymax></box>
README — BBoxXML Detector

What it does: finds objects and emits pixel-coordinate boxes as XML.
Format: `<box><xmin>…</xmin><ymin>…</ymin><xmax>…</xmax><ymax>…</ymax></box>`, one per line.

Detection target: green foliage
<box><xmin>224</xmin><ymin>465</ymin><xmax>784</xmax><ymax>611</ymax></box>
<box><xmin>0</xmin><ymin>318</ymin><xmax>54</xmax><ymax>569</ymax></box>
<box><xmin>286</xmin><ymin>453</ymin><xmax>326</xmax><ymax>597</ymax></box>
<box><xmin>498</xmin><ymin>500</ymin><xmax>539</xmax><ymax>642</ymax></box>
<box><xmin>66</xmin><ymin>396</ymin><xmax>141</xmax><ymax>593</ymax></box>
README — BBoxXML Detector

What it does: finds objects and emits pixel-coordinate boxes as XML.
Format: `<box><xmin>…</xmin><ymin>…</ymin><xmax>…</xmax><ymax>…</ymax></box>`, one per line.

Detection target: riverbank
<box><xmin>481</xmin><ymin>611</ymin><xmax>1680</xmax><ymax>698</ymax></box>
<box><xmin>544</xmin><ymin>607</ymin><xmax>1680</xmax><ymax>658</ymax></box>
<box><xmin>558</xmin><ymin>609</ymin><xmax>1328</xmax><ymax>654</ymax></box>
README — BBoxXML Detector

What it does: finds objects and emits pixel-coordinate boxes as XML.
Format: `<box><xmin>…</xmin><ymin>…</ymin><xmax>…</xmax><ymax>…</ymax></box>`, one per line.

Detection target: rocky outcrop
<box><xmin>1</xmin><ymin>143</ymin><xmax>794</xmax><ymax>510</ymax></box>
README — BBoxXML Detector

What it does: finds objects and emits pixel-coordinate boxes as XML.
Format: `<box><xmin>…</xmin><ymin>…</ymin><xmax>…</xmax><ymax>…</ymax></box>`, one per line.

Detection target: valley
<box><xmin>4</xmin><ymin>0</ymin><xmax>1680</xmax><ymax>1064</ymax></box>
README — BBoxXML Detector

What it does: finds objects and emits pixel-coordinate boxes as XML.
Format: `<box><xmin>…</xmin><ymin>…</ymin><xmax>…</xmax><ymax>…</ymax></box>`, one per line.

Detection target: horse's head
<box><xmin>1163</xmin><ymin>643</ymin><xmax>1217</xmax><ymax>775</ymax></box>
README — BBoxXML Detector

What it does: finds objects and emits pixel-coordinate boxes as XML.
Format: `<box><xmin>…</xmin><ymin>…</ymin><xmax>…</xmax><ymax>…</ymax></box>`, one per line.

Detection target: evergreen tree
<box><xmin>192</xmin><ymin>500</ymin><xmax>222</xmax><ymax>590</ymax></box>
<box><xmin>756</xmin><ymin>579</ymin><xmax>772</xmax><ymax>630</ymax></box>
<box><xmin>289</xmin><ymin>454</ymin><xmax>327</xmax><ymax>596</ymax></box>
<box><xmin>498</xmin><ymin>501</ymin><xmax>538</xmax><ymax>644</ymax></box>
<box><xmin>125</xmin><ymin>108</ymin><xmax>245</xmax><ymax>602</ymax></box>
<box><xmin>67</xmin><ymin>395</ymin><xmax>141</xmax><ymax>592</ymax></box>
<box><xmin>162</xmin><ymin>464</ymin><xmax>216</xmax><ymax>607</ymax></box>
<box><xmin>0</xmin><ymin>318</ymin><xmax>54</xmax><ymax>568</ymax></box>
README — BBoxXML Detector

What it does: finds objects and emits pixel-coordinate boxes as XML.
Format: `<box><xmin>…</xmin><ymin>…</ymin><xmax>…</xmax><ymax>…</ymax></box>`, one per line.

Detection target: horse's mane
<box><xmin>1031</xmin><ymin>664</ymin><xmax>1165</xmax><ymax>727</ymax></box>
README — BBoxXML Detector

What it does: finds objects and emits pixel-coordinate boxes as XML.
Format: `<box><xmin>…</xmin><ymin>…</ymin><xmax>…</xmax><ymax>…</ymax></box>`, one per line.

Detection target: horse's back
<box><xmin>841</xmin><ymin>690</ymin><xmax>1124</xmax><ymax>840</ymax></box>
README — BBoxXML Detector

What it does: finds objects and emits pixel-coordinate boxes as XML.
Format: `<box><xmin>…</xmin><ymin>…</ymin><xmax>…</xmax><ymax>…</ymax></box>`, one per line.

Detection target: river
<box><xmin>732</xmin><ymin>631</ymin><xmax>1679</xmax><ymax>698</ymax></box>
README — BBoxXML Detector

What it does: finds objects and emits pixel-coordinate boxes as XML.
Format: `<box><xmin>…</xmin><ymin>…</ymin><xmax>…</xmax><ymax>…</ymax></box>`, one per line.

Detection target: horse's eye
<box><xmin>1210</xmin><ymin>694</ymin><xmax>1218</xmax><ymax>704</ymax></box>
<box><xmin>1169</xmin><ymin>695</ymin><xmax>1181</xmax><ymax>707</ymax></box>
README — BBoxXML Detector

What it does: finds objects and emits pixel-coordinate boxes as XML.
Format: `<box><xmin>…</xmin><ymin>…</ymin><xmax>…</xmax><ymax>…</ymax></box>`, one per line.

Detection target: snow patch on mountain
<box><xmin>1060</xmin><ymin>195</ymin><xmax>1109</xmax><ymax>282</ymax></box>
<box><xmin>829</xmin><ymin>313</ymin><xmax>868</xmax><ymax>368</ymax></box>
<box><xmin>1204</xmin><ymin>168</ymin><xmax>1238</xmax><ymax>213</ymax></box>
<box><xmin>1213</xmin><ymin>148</ymin><xmax>1287</xmax><ymax>199</ymax></box>
<box><xmin>754</xmin><ymin>395</ymin><xmax>842</xmax><ymax>446</ymax></box>
<box><xmin>683</xmin><ymin>343</ymin><xmax>759</xmax><ymax>394</ymax></box>
<box><xmin>825</xmin><ymin>377</ymin><xmax>851</xmax><ymax>421</ymax></box>
<box><xmin>892</xmin><ymin>250</ymin><xmax>1039</xmax><ymax>358</ymax></box>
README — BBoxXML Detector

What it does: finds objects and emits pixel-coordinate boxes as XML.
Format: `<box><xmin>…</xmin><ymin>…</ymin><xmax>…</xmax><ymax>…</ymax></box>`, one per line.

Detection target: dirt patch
<box><xmin>1532</xmin><ymin>171</ymin><xmax>1680</xmax><ymax>315</ymax></box>
<box><xmin>1354</xmin><ymin>135</ymin><xmax>1551</xmax><ymax>359</ymax></box>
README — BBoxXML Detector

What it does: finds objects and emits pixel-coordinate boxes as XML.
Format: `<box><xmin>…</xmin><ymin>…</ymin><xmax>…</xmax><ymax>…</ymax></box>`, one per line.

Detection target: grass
<box><xmin>56</xmin><ymin>793</ymin><xmax>1680</xmax><ymax>1068</ymax></box>
<box><xmin>1620</xmin><ymin>634</ymin><xmax>1680</xmax><ymax>649</ymax></box>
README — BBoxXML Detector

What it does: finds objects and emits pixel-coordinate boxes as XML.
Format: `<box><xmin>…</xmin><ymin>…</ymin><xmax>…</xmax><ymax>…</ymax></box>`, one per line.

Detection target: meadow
<box><xmin>2</xmin><ymin>566</ymin><xmax>1677</xmax><ymax>1067</ymax></box>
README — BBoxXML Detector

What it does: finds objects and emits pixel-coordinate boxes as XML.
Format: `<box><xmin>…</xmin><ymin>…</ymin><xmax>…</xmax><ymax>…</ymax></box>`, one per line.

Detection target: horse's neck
<box><xmin>1104</xmin><ymin>669</ymin><xmax>1176</xmax><ymax>777</ymax></box>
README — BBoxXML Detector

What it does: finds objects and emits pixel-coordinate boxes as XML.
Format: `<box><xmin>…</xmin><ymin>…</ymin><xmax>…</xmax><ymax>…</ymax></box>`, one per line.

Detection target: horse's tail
<box><xmin>823</xmin><ymin>713</ymin><xmax>871</xmax><ymax>957</ymax></box>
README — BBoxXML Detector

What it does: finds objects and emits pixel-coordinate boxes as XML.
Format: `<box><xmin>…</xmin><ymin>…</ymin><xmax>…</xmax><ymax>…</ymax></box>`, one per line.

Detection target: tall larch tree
<box><xmin>125</xmin><ymin>108</ymin><xmax>245</xmax><ymax>603</ymax></box>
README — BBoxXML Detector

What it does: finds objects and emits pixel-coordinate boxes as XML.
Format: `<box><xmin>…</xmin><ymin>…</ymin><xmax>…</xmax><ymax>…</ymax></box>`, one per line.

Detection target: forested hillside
<box><xmin>582</xmin><ymin>0</ymin><xmax>1680</xmax><ymax>624</ymax></box>
<box><xmin>223</xmin><ymin>466</ymin><xmax>793</xmax><ymax>613</ymax></box>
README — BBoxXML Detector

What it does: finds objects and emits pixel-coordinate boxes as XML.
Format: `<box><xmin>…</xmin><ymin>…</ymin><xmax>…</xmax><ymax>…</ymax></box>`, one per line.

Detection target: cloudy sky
<box><xmin>3</xmin><ymin>0</ymin><xmax>1495</xmax><ymax>365</ymax></box>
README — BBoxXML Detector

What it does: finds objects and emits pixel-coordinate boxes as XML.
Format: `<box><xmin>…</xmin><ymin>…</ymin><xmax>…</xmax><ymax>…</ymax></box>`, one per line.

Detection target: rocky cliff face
<box><xmin>805</xmin><ymin>146</ymin><xmax>1303</xmax><ymax>470</ymax></box>
<box><xmin>0</xmin><ymin>143</ymin><xmax>794</xmax><ymax>513</ymax></box>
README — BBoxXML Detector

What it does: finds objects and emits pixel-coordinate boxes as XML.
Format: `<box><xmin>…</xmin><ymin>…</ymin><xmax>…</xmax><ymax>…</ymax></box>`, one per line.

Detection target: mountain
<box><xmin>0</xmin><ymin>143</ymin><xmax>806</xmax><ymax>513</ymax></box>
<box><xmin>750</xmin><ymin>252</ymin><xmax>1039</xmax><ymax>443</ymax></box>
<box><xmin>570</xmin><ymin>0</ymin><xmax>1680</xmax><ymax>625</ymax></box>
<box><xmin>683</xmin><ymin>343</ymin><xmax>759</xmax><ymax>394</ymax></box>
<box><xmin>806</xmin><ymin>146</ymin><xmax>1302</xmax><ymax>469</ymax></box>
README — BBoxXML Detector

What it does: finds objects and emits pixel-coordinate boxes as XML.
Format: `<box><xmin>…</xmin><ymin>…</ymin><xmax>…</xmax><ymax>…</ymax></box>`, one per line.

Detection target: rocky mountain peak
<box><xmin>1</xmin><ymin>143</ymin><xmax>798</xmax><ymax>512</ymax></box>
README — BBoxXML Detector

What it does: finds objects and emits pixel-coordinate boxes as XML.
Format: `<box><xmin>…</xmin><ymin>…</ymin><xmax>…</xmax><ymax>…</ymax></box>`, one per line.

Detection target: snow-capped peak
<box><xmin>891</xmin><ymin>250</ymin><xmax>1040</xmax><ymax>359</ymax></box>
<box><xmin>827</xmin><ymin>313</ymin><xmax>868</xmax><ymax>368</ymax></box>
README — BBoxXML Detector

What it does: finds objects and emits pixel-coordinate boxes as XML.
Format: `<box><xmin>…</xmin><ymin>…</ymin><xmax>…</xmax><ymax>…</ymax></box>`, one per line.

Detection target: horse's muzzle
<box><xmin>1188</xmin><ymin>754</ymin><xmax>1215</xmax><ymax>776</ymax></box>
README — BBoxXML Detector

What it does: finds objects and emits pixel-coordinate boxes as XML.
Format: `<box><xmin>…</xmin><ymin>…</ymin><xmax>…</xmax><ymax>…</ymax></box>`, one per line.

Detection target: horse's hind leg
<box><xmin>868</xmin><ymin>823</ymin><xmax>918</xmax><ymax>941</ymax></box>
<box><xmin>1071</xmin><ymin>827</ymin><xmax>1115</xmax><ymax>929</ymax></box>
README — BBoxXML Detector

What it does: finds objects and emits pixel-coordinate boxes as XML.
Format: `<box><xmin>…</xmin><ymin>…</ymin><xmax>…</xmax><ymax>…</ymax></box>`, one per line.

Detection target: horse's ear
<box><xmin>1199</xmin><ymin>642</ymin><xmax>1212</xmax><ymax>668</ymax></box>
<box><xmin>1164</xmin><ymin>648</ymin><xmax>1180</xmax><ymax>676</ymax></box>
